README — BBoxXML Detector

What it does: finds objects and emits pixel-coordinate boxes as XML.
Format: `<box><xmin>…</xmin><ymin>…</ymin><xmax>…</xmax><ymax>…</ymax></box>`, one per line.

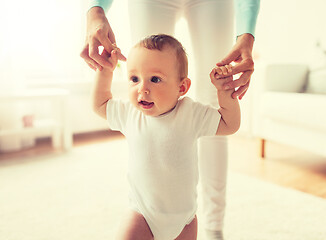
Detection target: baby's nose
<box><xmin>138</xmin><ymin>83</ymin><xmax>150</xmax><ymax>94</ymax></box>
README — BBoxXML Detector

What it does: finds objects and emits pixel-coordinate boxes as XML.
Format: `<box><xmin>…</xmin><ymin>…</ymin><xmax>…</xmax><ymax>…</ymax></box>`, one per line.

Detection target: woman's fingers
<box><xmin>81</xmin><ymin>35</ymin><xmax>126</xmax><ymax>71</ymax></box>
<box><xmin>232</xmin><ymin>82</ymin><xmax>249</xmax><ymax>99</ymax></box>
<box><xmin>89</xmin><ymin>39</ymin><xmax>113</xmax><ymax>68</ymax></box>
<box><xmin>216</xmin><ymin>49</ymin><xmax>240</xmax><ymax>66</ymax></box>
<box><xmin>116</xmin><ymin>51</ymin><xmax>127</xmax><ymax>61</ymax></box>
<box><xmin>223</xmin><ymin>70</ymin><xmax>252</xmax><ymax>90</ymax></box>
<box><xmin>228</xmin><ymin>58</ymin><xmax>254</xmax><ymax>75</ymax></box>
<box><xmin>80</xmin><ymin>44</ymin><xmax>103</xmax><ymax>71</ymax></box>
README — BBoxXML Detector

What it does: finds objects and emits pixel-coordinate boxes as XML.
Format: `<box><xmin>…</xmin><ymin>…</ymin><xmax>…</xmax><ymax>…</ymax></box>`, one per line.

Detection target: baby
<box><xmin>91</xmin><ymin>34</ymin><xmax>240</xmax><ymax>240</ymax></box>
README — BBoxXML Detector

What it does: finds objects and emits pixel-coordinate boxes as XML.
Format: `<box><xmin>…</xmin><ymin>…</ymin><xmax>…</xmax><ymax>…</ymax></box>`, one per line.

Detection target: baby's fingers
<box><xmin>210</xmin><ymin>67</ymin><xmax>225</xmax><ymax>80</ymax></box>
<box><xmin>210</xmin><ymin>68</ymin><xmax>218</xmax><ymax>80</ymax></box>
<box><xmin>220</xmin><ymin>66</ymin><xmax>229</xmax><ymax>75</ymax></box>
<box><xmin>225</xmin><ymin>64</ymin><xmax>232</xmax><ymax>73</ymax></box>
<box><xmin>219</xmin><ymin>65</ymin><xmax>233</xmax><ymax>75</ymax></box>
<box><xmin>215</xmin><ymin>67</ymin><xmax>223</xmax><ymax>76</ymax></box>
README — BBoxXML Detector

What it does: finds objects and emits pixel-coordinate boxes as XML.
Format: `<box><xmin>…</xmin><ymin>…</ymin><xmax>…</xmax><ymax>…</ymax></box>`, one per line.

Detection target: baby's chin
<box><xmin>137</xmin><ymin>105</ymin><xmax>172</xmax><ymax>117</ymax></box>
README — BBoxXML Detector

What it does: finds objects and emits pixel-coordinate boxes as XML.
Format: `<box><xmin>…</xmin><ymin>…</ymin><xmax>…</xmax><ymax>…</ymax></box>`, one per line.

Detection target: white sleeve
<box><xmin>106</xmin><ymin>99</ymin><xmax>132</xmax><ymax>133</ymax></box>
<box><xmin>183</xmin><ymin>97</ymin><xmax>221</xmax><ymax>138</ymax></box>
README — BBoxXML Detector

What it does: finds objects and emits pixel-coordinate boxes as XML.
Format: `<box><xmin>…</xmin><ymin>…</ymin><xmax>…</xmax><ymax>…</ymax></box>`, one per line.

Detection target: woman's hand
<box><xmin>216</xmin><ymin>33</ymin><xmax>255</xmax><ymax>99</ymax></box>
<box><xmin>80</xmin><ymin>7</ymin><xmax>126</xmax><ymax>71</ymax></box>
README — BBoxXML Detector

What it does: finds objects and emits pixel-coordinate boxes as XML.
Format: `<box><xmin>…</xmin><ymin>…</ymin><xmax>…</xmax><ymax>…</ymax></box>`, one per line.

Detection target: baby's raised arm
<box><xmin>91</xmin><ymin>48</ymin><xmax>119</xmax><ymax>119</ymax></box>
<box><xmin>210</xmin><ymin>65</ymin><xmax>241</xmax><ymax>135</ymax></box>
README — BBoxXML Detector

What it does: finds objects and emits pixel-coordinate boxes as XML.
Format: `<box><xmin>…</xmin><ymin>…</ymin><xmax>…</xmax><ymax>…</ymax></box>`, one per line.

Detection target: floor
<box><xmin>228</xmin><ymin>135</ymin><xmax>326</xmax><ymax>199</ymax></box>
<box><xmin>1</xmin><ymin>130</ymin><xmax>326</xmax><ymax>199</ymax></box>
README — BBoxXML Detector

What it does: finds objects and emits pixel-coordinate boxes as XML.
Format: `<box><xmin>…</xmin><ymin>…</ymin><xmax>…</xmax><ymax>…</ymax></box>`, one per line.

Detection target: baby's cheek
<box><xmin>128</xmin><ymin>88</ymin><xmax>136</xmax><ymax>102</ymax></box>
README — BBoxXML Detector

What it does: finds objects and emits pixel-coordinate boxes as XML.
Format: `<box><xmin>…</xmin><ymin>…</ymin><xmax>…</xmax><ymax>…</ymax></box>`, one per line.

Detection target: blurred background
<box><xmin>1</xmin><ymin>1</ymin><xmax>326</xmax><ymax>239</ymax></box>
<box><xmin>0</xmin><ymin>0</ymin><xmax>326</xmax><ymax>193</ymax></box>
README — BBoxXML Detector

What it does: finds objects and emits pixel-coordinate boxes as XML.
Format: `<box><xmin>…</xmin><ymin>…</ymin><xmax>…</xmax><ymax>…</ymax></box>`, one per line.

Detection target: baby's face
<box><xmin>127</xmin><ymin>46</ymin><xmax>183</xmax><ymax>117</ymax></box>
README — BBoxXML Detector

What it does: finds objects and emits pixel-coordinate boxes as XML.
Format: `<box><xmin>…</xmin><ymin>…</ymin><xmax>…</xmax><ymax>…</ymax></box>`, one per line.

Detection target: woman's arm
<box><xmin>234</xmin><ymin>0</ymin><xmax>260</xmax><ymax>38</ymax></box>
<box><xmin>216</xmin><ymin>0</ymin><xmax>260</xmax><ymax>99</ymax></box>
<box><xmin>89</xmin><ymin>0</ymin><xmax>113</xmax><ymax>12</ymax></box>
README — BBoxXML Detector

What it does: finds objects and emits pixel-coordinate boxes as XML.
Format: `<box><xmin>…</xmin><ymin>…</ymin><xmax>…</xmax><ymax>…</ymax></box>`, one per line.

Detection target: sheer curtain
<box><xmin>0</xmin><ymin>0</ymin><xmax>88</xmax><ymax>89</ymax></box>
<box><xmin>0</xmin><ymin>0</ymin><xmax>192</xmax><ymax>148</ymax></box>
<box><xmin>0</xmin><ymin>0</ymin><xmax>132</xmax><ymax>151</ymax></box>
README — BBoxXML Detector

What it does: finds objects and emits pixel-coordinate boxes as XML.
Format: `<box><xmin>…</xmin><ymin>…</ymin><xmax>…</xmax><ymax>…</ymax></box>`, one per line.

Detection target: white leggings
<box><xmin>128</xmin><ymin>0</ymin><xmax>234</xmax><ymax>231</ymax></box>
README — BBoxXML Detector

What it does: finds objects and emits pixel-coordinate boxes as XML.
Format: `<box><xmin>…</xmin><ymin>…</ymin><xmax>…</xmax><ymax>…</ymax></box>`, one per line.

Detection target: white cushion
<box><xmin>306</xmin><ymin>69</ymin><xmax>326</xmax><ymax>94</ymax></box>
<box><xmin>265</xmin><ymin>64</ymin><xmax>308</xmax><ymax>92</ymax></box>
<box><xmin>260</xmin><ymin>92</ymin><xmax>326</xmax><ymax>131</ymax></box>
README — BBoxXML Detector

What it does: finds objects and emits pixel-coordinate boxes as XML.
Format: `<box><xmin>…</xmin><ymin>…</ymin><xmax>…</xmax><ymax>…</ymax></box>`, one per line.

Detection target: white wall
<box><xmin>254</xmin><ymin>0</ymin><xmax>326</xmax><ymax>67</ymax></box>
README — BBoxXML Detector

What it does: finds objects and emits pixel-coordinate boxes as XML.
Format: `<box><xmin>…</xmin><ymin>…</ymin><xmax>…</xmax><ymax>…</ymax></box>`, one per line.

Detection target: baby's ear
<box><xmin>179</xmin><ymin>78</ymin><xmax>191</xmax><ymax>96</ymax></box>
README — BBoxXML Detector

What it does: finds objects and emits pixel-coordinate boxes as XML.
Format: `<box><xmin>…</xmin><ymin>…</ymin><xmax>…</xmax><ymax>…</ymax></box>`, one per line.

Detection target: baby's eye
<box><xmin>130</xmin><ymin>76</ymin><xmax>139</xmax><ymax>83</ymax></box>
<box><xmin>151</xmin><ymin>76</ymin><xmax>161</xmax><ymax>83</ymax></box>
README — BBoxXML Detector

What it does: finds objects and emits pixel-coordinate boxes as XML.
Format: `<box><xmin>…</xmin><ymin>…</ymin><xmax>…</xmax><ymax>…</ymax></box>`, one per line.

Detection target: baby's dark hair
<box><xmin>135</xmin><ymin>34</ymin><xmax>188</xmax><ymax>79</ymax></box>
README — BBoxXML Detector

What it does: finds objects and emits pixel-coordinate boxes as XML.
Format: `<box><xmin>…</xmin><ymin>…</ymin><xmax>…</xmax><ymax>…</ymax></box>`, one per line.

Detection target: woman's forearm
<box><xmin>234</xmin><ymin>0</ymin><xmax>260</xmax><ymax>38</ymax></box>
<box><xmin>89</xmin><ymin>0</ymin><xmax>113</xmax><ymax>12</ymax></box>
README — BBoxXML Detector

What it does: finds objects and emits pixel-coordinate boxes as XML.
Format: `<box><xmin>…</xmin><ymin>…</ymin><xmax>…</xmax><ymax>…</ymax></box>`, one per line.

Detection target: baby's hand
<box><xmin>100</xmin><ymin>44</ymin><xmax>120</xmax><ymax>72</ymax></box>
<box><xmin>210</xmin><ymin>64</ymin><xmax>233</xmax><ymax>90</ymax></box>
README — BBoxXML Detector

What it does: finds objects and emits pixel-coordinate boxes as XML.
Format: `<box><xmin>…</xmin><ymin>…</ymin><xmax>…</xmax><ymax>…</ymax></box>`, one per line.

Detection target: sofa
<box><xmin>253</xmin><ymin>63</ymin><xmax>326</xmax><ymax>158</ymax></box>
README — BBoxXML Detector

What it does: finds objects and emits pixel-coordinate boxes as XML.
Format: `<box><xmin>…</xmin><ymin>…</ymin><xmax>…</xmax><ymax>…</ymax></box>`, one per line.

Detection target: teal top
<box><xmin>89</xmin><ymin>0</ymin><xmax>260</xmax><ymax>37</ymax></box>
<box><xmin>234</xmin><ymin>0</ymin><xmax>260</xmax><ymax>37</ymax></box>
<box><xmin>89</xmin><ymin>0</ymin><xmax>113</xmax><ymax>13</ymax></box>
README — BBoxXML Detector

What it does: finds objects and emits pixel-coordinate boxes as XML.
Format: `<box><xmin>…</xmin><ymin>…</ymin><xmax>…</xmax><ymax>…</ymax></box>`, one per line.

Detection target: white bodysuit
<box><xmin>106</xmin><ymin>97</ymin><xmax>221</xmax><ymax>240</ymax></box>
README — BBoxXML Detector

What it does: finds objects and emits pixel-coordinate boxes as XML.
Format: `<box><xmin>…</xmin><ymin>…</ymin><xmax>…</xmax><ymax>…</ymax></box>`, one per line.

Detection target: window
<box><xmin>0</xmin><ymin>0</ymin><xmax>131</xmax><ymax>88</ymax></box>
<box><xmin>0</xmin><ymin>0</ymin><xmax>192</xmax><ymax>89</ymax></box>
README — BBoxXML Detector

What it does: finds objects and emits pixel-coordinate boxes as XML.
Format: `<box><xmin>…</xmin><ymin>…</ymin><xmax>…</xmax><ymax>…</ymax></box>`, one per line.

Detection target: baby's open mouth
<box><xmin>139</xmin><ymin>100</ymin><xmax>154</xmax><ymax>109</ymax></box>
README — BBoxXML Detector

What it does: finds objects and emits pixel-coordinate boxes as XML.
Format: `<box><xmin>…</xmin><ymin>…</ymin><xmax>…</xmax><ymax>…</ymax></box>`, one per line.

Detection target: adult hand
<box><xmin>80</xmin><ymin>7</ymin><xmax>126</xmax><ymax>71</ymax></box>
<box><xmin>216</xmin><ymin>33</ymin><xmax>255</xmax><ymax>99</ymax></box>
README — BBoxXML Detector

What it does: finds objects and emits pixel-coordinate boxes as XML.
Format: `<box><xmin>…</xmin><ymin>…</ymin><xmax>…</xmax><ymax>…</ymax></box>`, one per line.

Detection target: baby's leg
<box><xmin>116</xmin><ymin>210</ymin><xmax>153</xmax><ymax>240</ymax></box>
<box><xmin>175</xmin><ymin>215</ymin><xmax>198</xmax><ymax>240</ymax></box>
